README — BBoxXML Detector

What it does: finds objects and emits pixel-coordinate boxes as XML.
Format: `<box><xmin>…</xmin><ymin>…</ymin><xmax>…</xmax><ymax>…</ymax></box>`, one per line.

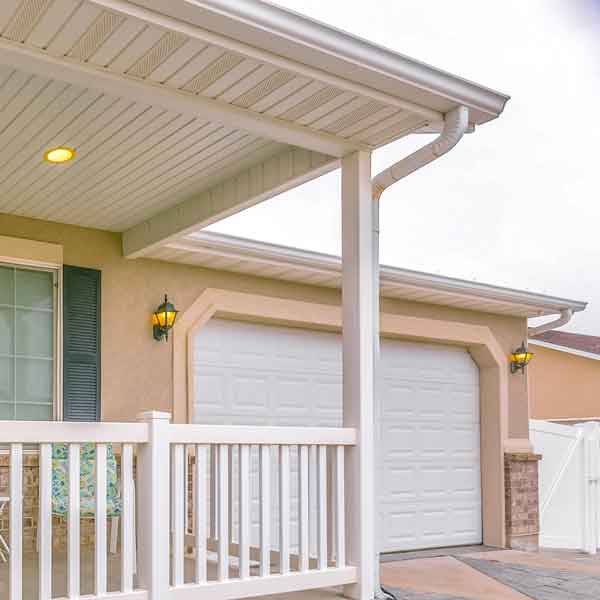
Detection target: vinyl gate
<box><xmin>530</xmin><ymin>419</ymin><xmax>600</xmax><ymax>553</ymax></box>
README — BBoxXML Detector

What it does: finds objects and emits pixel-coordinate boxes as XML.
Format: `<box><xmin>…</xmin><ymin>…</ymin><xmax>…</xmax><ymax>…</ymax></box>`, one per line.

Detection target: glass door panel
<box><xmin>0</xmin><ymin>265</ymin><xmax>55</xmax><ymax>420</ymax></box>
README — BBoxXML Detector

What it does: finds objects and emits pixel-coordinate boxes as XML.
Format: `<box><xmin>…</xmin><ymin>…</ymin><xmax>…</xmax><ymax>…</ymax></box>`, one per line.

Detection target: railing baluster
<box><xmin>228</xmin><ymin>445</ymin><xmax>234</xmax><ymax>546</ymax></box>
<box><xmin>68</xmin><ymin>443</ymin><xmax>80</xmax><ymax>598</ymax></box>
<box><xmin>210</xmin><ymin>445</ymin><xmax>218</xmax><ymax>540</ymax></box>
<box><xmin>238</xmin><ymin>444</ymin><xmax>250</xmax><ymax>579</ymax></box>
<box><xmin>317</xmin><ymin>445</ymin><xmax>328</xmax><ymax>569</ymax></box>
<box><xmin>259</xmin><ymin>444</ymin><xmax>271</xmax><ymax>577</ymax></box>
<box><xmin>218</xmin><ymin>444</ymin><xmax>229</xmax><ymax>581</ymax></box>
<box><xmin>279</xmin><ymin>445</ymin><xmax>290</xmax><ymax>575</ymax></box>
<box><xmin>335</xmin><ymin>445</ymin><xmax>346</xmax><ymax>567</ymax></box>
<box><xmin>298</xmin><ymin>444</ymin><xmax>309</xmax><ymax>572</ymax></box>
<box><xmin>121</xmin><ymin>443</ymin><xmax>135</xmax><ymax>593</ymax></box>
<box><xmin>172</xmin><ymin>444</ymin><xmax>185</xmax><ymax>586</ymax></box>
<box><xmin>9</xmin><ymin>443</ymin><xmax>23</xmax><ymax>600</ymax></box>
<box><xmin>95</xmin><ymin>443</ymin><xmax>108</xmax><ymax>597</ymax></box>
<box><xmin>39</xmin><ymin>443</ymin><xmax>52</xmax><ymax>600</ymax></box>
<box><xmin>327</xmin><ymin>446</ymin><xmax>335</xmax><ymax>562</ymax></box>
<box><xmin>194</xmin><ymin>445</ymin><xmax>209</xmax><ymax>583</ymax></box>
<box><xmin>309</xmin><ymin>445</ymin><xmax>317</xmax><ymax>558</ymax></box>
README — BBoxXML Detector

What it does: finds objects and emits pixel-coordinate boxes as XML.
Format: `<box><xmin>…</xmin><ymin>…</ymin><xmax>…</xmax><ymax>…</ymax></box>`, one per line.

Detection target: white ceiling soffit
<box><xmin>148</xmin><ymin>231</ymin><xmax>587</xmax><ymax>319</ymax></box>
<box><xmin>0</xmin><ymin>0</ymin><xmax>508</xmax><ymax>234</ymax></box>
<box><xmin>130</xmin><ymin>0</ymin><xmax>510</xmax><ymax>125</ymax></box>
<box><xmin>0</xmin><ymin>0</ymin><xmax>441</xmax><ymax>153</ymax></box>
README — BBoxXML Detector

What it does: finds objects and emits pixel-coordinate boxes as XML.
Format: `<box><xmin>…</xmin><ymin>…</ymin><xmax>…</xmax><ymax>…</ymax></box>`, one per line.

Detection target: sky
<box><xmin>207</xmin><ymin>0</ymin><xmax>600</xmax><ymax>335</ymax></box>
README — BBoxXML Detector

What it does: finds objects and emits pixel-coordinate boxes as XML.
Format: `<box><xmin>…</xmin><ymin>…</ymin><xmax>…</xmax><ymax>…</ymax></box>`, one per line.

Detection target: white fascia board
<box><xmin>0</xmin><ymin>38</ymin><xmax>360</xmax><ymax>159</ymax></box>
<box><xmin>145</xmin><ymin>0</ymin><xmax>510</xmax><ymax>123</ymax></box>
<box><xmin>528</xmin><ymin>340</ymin><xmax>600</xmax><ymax>362</ymax></box>
<box><xmin>174</xmin><ymin>231</ymin><xmax>587</xmax><ymax>317</ymax></box>
<box><xmin>123</xmin><ymin>150</ymin><xmax>337</xmax><ymax>258</ymax></box>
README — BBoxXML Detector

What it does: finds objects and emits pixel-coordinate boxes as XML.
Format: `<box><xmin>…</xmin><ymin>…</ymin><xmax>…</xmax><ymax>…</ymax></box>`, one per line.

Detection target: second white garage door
<box><xmin>192</xmin><ymin>318</ymin><xmax>482</xmax><ymax>552</ymax></box>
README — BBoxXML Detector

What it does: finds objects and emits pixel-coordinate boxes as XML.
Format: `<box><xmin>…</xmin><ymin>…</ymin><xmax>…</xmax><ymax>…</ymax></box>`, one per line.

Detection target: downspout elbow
<box><xmin>528</xmin><ymin>308</ymin><xmax>574</xmax><ymax>337</ymax></box>
<box><xmin>372</xmin><ymin>105</ymin><xmax>470</xmax><ymax>200</ymax></box>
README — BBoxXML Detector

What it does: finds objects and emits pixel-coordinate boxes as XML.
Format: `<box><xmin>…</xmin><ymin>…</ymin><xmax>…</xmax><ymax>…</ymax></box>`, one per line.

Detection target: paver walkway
<box><xmin>380</xmin><ymin>547</ymin><xmax>600</xmax><ymax>600</ymax></box>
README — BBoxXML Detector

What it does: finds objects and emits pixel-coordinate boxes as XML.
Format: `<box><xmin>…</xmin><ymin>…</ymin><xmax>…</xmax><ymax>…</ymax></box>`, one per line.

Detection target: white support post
<box><xmin>341</xmin><ymin>150</ymin><xmax>376</xmax><ymax>600</ymax></box>
<box><xmin>136</xmin><ymin>411</ymin><xmax>171</xmax><ymax>600</ymax></box>
<box><xmin>372</xmin><ymin>176</ymin><xmax>384</xmax><ymax>598</ymax></box>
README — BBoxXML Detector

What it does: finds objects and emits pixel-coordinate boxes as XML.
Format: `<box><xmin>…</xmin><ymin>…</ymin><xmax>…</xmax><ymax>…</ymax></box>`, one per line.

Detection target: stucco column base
<box><xmin>504</xmin><ymin>452</ymin><xmax>542</xmax><ymax>552</ymax></box>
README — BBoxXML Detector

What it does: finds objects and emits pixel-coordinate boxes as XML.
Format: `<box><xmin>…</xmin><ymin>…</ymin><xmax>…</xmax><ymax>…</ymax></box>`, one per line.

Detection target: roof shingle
<box><xmin>532</xmin><ymin>331</ymin><xmax>600</xmax><ymax>356</ymax></box>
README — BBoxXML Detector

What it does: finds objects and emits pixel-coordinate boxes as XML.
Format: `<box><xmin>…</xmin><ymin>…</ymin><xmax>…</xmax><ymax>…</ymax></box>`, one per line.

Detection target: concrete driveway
<box><xmin>380</xmin><ymin>547</ymin><xmax>600</xmax><ymax>600</ymax></box>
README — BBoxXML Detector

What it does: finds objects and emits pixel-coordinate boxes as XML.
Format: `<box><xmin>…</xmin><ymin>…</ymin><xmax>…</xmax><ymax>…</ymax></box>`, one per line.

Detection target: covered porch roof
<box><xmin>0</xmin><ymin>0</ymin><xmax>508</xmax><ymax>257</ymax></box>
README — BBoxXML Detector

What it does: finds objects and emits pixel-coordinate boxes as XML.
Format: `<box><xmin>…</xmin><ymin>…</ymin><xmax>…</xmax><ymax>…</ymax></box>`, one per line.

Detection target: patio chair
<box><xmin>37</xmin><ymin>443</ymin><xmax>135</xmax><ymax>557</ymax></box>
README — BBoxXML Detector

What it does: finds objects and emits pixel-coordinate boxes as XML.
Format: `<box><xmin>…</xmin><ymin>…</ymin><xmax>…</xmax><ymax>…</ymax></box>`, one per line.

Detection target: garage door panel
<box><xmin>193</xmin><ymin>372</ymin><xmax>226</xmax><ymax>411</ymax></box>
<box><xmin>193</xmin><ymin>318</ymin><xmax>482</xmax><ymax>552</ymax></box>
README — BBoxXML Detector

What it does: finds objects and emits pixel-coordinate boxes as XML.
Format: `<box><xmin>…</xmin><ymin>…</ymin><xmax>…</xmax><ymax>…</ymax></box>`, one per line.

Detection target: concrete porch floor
<box><xmin>2</xmin><ymin>547</ymin><xmax>600</xmax><ymax>599</ymax></box>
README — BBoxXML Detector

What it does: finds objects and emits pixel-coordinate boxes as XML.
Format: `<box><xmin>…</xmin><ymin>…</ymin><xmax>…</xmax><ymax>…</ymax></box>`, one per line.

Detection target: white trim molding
<box><xmin>0</xmin><ymin>235</ymin><xmax>62</xmax><ymax>269</ymax></box>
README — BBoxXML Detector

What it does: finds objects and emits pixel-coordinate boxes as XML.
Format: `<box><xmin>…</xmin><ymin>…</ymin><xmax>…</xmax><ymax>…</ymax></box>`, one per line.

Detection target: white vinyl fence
<box><xmin>530</xmin><ymin>419</ymin><xmax>600</xmax><ymax>553</ymax></box>
<box><xmin>0</xmin><ymin>411</ymin><xmax>357</xmax><ymax>600</ymax></box>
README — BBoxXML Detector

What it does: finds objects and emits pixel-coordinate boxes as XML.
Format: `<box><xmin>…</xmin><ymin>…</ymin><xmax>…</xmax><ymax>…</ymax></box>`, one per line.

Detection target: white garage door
<box><xmin>193</xmin><ymin>318</ymin><xmax>482</xmax><ymax>552</ymax></box>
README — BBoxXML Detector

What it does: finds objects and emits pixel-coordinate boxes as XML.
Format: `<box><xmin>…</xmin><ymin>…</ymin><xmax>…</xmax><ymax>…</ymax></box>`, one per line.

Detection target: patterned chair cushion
<box><xmin>51</xmin><ymin>443</ymin><xmax>121</xmax><ymax>517</ymax></box>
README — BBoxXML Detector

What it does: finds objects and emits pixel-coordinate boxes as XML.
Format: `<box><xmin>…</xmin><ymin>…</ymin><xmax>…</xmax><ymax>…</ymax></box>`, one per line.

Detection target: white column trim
<box><xmin>341</xmin><ymin>150</ymin><xmax>375</xmax><ymax>600</ymax></box>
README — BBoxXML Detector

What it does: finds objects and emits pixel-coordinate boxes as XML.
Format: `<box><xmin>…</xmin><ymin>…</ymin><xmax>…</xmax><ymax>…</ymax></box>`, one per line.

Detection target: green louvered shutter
<box><xmin>63</xmin><ymin>266</ymin><xmax>101</xmax><ymax>421</ymax></box>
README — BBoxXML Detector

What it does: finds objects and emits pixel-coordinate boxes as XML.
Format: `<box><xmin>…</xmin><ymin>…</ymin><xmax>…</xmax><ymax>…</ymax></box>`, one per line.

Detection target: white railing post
<box><xmin>582</xmin><ymin>422</ymin><xmax>600</xmax><ymax>554</ymax></box>
<box><xmin>136</xmin><ymin>411</ymin><xmax>171</xmax><ymax>600</ymax></box>
<box><xmin>341</xmin><ymin>150</ymin><xmax>376</xmax><ymax>600</ymax></box>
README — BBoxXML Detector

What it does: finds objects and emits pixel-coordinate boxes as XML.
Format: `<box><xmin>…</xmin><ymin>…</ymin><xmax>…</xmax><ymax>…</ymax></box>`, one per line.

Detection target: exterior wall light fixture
<box><xmin>153</xmin><ymin>294</ymin><xmax>178</xmax><ymax>341</ymax></box>
<box><xmin>510</xmin><ymin>341</ymin><xmax>533</xmax><ymax>374</ymax></box>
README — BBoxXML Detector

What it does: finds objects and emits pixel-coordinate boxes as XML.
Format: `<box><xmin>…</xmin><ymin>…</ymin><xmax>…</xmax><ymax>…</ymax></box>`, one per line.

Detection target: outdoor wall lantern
<box><xmin>152</xmin><ymin>294</ymin><xmax>178</xmax><ymax>341</ymax></box>
<box><xmin>510</xmin><ymin>341</ymin><xmax>533</xmax><ymax>374</ymax></box>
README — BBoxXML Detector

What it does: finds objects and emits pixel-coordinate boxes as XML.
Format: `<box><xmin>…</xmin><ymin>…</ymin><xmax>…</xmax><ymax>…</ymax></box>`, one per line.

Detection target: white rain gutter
<box><xmin>528</xmin><ymin>308</ymin><xmax>574</xmax><ymax>337</ymax></box>
<box><xmin>371</xmin><ymin>105</ymin><xmax>469</xmax><ymax>600</ymax></box>
<box><xmin>372</xmin><ymin>105</ymin><xmax>470</xmax><ymax>200</ymax></box>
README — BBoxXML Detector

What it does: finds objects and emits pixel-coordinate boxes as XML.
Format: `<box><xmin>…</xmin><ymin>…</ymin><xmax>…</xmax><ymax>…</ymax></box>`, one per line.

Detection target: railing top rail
<box><xmin>168</xmin><ymin>424</ymin><xmax>357</xmax><ymax>446</ymax></box>
<box><xmin>0</xmin><ymin>420</ymin><xmax>148</xmax><ymax>444</ymax></box>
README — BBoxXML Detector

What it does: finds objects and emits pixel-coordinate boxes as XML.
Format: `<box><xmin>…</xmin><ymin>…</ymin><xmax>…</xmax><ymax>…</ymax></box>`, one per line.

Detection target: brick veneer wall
<box><xmin>504</xmin><ymin>452</ymin><xmax>541</xmax><ymax>551</ymax></box>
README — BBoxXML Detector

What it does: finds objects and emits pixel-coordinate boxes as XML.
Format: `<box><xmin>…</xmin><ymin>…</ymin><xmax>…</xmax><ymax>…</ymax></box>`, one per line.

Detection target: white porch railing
<box><xmin>0</xmin><ymin>412</ymin><xmax>357</xmax><ymax>600</ymax></box>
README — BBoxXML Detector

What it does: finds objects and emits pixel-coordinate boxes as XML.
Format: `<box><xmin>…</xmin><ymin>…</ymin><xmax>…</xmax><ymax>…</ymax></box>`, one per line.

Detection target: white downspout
<box><xmin>372</xmin><ymin>105</ymin><xmax>470</xmax><ymax>201</ymax></box>
<box><xmin>527</xmin><ymin>308</ymin><xmax>573</xmax><ymax>337</ymax></box>
<box><xmin>371</xmin><ymin>105</ymin><xmax>469</xmax><ymax>600</ymax></box>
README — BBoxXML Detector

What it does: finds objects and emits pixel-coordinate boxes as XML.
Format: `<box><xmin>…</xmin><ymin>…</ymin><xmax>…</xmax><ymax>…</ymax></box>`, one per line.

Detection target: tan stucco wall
<box><xmin>0</xmin><ymin>213</ymin><xmax>529</xmax><ymax>441</ymax></box>
<box><xmin>529</xmin><ymin>344</ymin><xmax>600</xmax><ymax>420</ymax></box>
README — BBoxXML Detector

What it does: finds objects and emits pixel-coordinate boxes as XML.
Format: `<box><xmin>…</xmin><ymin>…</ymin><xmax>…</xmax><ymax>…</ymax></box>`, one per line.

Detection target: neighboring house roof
<box><xmin>149</xmin><ymin>230</ymin><xmax>587</xmax><ymax>319</ymax></box>
<box><xmin>530</xmin><ymin>332</ymin><xmax>600</xmax><ymax>361</ymax></box>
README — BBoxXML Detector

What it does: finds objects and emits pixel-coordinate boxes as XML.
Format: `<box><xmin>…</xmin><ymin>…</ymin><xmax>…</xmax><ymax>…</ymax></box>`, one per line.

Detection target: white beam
<box><xmin>123</xmin><ymin>148</ymin><xmax>337</xmax><ymax>258</ymax></box>
<box><xmin>0</xmin><ymin>38</ymin><xmax>364</xmax><ymax>158</ymax></box>
<box><xmin>341</xmin><ymin>151</ymin><xmax>376</xmax><ymax>600</ymax></box>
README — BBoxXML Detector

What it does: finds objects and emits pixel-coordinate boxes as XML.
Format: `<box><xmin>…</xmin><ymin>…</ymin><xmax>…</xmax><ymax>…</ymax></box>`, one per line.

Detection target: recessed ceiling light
<box><xmin>44</xmin><ymin>146</ymin><xmax>76</xmax><ymax>164</ymax></box>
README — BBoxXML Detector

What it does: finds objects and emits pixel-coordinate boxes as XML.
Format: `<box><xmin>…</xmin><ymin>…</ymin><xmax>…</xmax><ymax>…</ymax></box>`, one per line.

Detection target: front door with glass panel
<box><xmin>0</xmin><ymin>265</ymin><xmax>56</xmax><ymax>420</ymax></box>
